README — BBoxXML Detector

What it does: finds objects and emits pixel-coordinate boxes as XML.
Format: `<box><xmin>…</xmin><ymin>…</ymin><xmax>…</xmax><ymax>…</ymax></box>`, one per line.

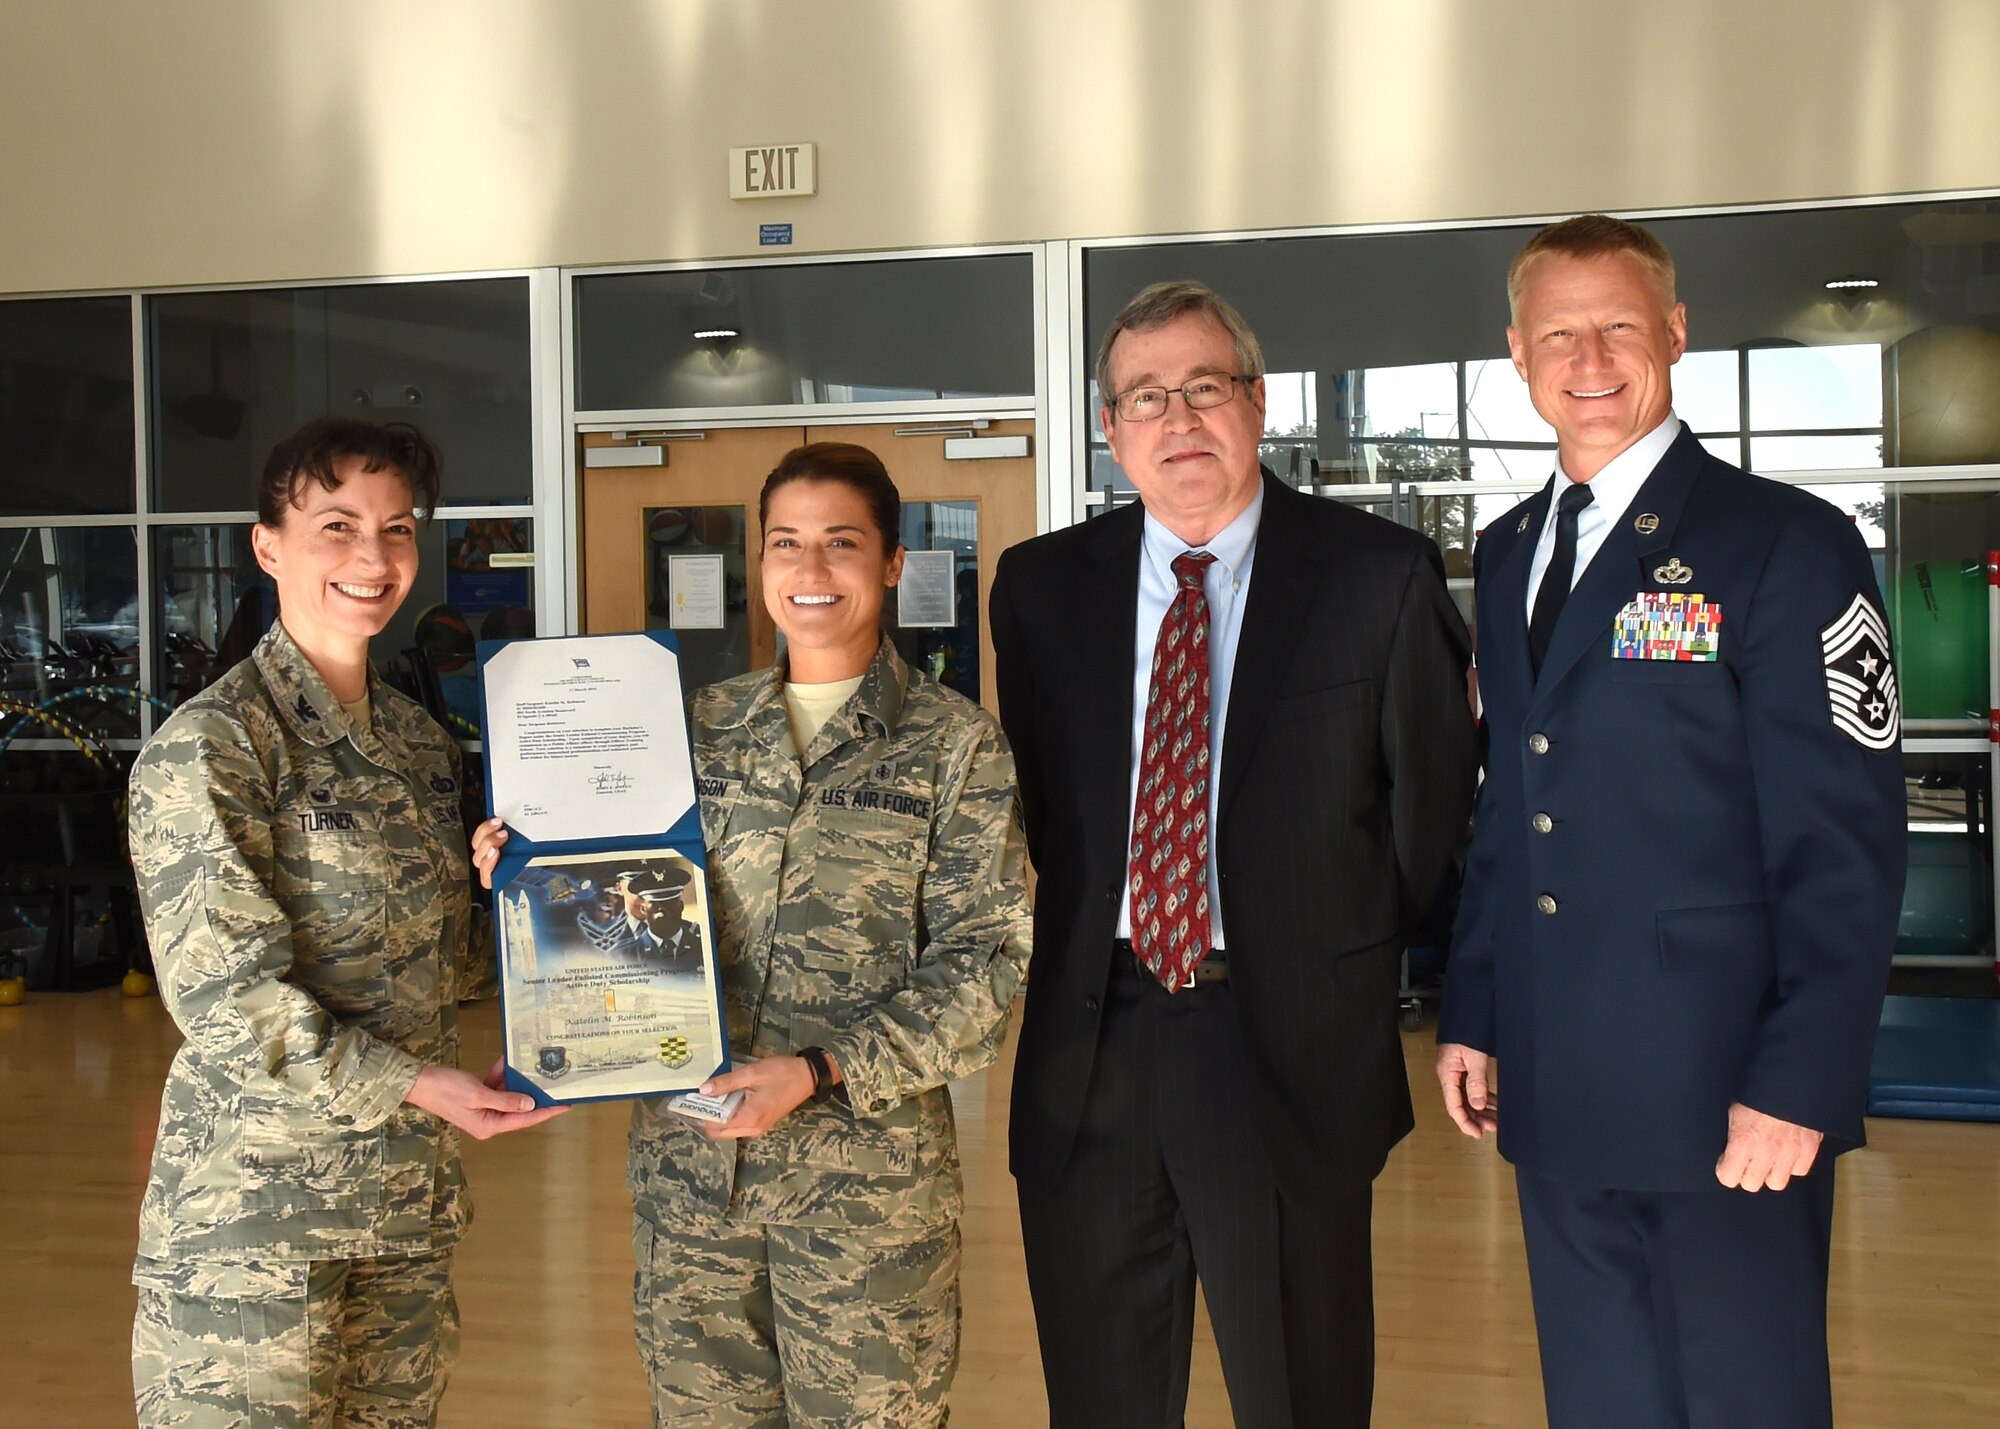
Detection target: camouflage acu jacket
<box><xmin>629</xmin><ymin>641</ymin><xmax>1032</xmax><ymax>1229</ymax></box>
<box><xmin>127</xmin><ymin>621</ymin><xmax>480</xmax><ymax>1270</ymax></box>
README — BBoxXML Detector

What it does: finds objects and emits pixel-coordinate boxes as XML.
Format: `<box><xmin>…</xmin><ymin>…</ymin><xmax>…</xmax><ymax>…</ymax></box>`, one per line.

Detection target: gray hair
<box><xmin>1094</xmin><ymin>280</ymin><xmax>1266</xmax><ymax>413</ymax></box>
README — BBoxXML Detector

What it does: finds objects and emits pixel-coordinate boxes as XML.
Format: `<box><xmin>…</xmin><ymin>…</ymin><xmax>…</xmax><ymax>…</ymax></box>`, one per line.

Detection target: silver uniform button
<box><xmin>1532</xmin><ymin>812</ymin><xmax>1554</xmax><ymax>834</ymax></box>
<box><xmin>1529</xmin><ymin>732</ymin><xmax>1551</xmax><ymax>754</ymax></box>
<box><xmin>1537</xmin><ymin>893</ymin><xmax>1559</xmax><ymax>916</ymax></box>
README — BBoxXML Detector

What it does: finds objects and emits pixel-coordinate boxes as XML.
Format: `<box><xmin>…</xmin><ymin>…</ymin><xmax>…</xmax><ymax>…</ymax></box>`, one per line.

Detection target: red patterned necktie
<box><xmin>1129</xmin><ymin>550</ymin><xmax>1217</xmax><ymax>992</ymax></box>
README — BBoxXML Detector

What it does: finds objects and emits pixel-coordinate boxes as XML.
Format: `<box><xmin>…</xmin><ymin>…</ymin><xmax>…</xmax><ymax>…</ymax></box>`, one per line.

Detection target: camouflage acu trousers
<box><xmin>632</xmin><ymin>1208</ymin><xmax>960</xmax><ymax>1427</ymax></box>
<box><xmin>132</xmin><ymin>1249</ymin><xmax>458</xmax><ymax>1428</ymax></box>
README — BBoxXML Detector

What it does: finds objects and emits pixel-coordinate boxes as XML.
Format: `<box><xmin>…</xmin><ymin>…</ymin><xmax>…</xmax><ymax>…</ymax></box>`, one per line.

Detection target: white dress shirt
<box><xmin>1524</xmin><ymin>413</ymin><xmax>1683</xmax><ymax>616</ymax></box>
<box><xmin>1116</xmin><ymin>482</ymin><xmax>1263</xmax><ymax>949</ymax></box>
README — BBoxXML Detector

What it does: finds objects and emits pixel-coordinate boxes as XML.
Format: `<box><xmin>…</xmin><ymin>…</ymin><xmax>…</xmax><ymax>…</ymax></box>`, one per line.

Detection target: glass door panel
<box><xmin>1900</xmin><ymin>750</ymin><xmax>1994</xmax><ymax>967</ymax></box>
<box><xmin>889</xmin><ymin>500</ymin><xmax>980</xmax><ymax>705</ymax></box>
<box><xmin>1877</xmin><ymin>483</ymin><xmax>2000</xmax><ymax>729</ymax></box>
<box><xmin>642</xmin><ymin>504</ymin><xmax>752</xmax><ymax>693</ymax></box>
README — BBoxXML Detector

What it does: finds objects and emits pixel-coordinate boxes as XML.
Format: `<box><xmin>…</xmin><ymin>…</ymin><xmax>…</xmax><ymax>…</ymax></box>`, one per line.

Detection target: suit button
<box><xmin>1532</xmin><ymin>812</ymin><xmax>1554</xmax><ymax>834</ymax></box>
<box><xmin>1085</xmin><ymin>995</ymin><xmax>1101</xmax><ymax>1012</ymax></box>
<box><xmin>1537</xmin><ymin>893</ymin><xmax>1559</xmax><ymax>915</ymax></box>
<box><xmin>1105</xmin><ymin>884</ymin><xmax>1119</xmax><ymax>904</ymax></box>
<box><xmin>1529</xmin><ymin>732</ymin><xmax>1551</xmax><ymax>754</ymax></box>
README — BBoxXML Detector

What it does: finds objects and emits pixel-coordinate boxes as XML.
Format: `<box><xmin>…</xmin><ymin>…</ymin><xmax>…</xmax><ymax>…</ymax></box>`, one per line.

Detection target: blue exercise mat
<box><xmin>1867</xmin><ymin>994</ymin><xmax>2000</xmax><ymax>1123</ymax></box>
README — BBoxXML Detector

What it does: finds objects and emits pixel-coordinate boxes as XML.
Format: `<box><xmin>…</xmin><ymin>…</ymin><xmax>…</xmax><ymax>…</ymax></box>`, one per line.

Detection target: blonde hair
<box><xmin>1507</xmin><ymin>214</ymin><xmax>1677</xmax><ymax>324</ymax></box>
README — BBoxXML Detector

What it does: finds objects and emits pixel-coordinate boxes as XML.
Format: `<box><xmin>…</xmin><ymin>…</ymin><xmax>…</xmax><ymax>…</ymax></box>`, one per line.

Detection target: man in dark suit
<box><xmin>992</xmin><ymin>281</ymin><xmax>1478</xmax><ymax>1428</ymax></box>
<box><xmin>1435</xmin><ymin>216</ymin><xmax>1906</xmax><ymax>1429</ymax></box>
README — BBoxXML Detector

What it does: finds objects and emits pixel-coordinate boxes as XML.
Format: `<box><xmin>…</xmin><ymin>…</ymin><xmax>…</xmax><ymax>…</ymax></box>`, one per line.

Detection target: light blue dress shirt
<box><xmin>1116</xmin><ymin>482</ymin><xmax>1263</xmax><ymax>949</ymax></box>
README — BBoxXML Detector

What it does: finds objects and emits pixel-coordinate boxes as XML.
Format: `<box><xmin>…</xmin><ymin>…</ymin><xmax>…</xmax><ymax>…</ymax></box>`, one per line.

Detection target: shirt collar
<box><xmin>1552</xmin><ymin>412</ymin><xmax>1682</xmax><ymax>527</ymax></box>
<box><xmin>1142</xmin><ymin>479</ymin><xmax>1264</xmax><ymax>581</ymax></box>
<box><xmin>253</xmin><ymin>620</ymin><xmax>371</xmax><ymax>749</ymax></box>
<box><xmin>736</xmin><ymin>637</ymin><xmax>909</xmax><ymax>744</ymax></box>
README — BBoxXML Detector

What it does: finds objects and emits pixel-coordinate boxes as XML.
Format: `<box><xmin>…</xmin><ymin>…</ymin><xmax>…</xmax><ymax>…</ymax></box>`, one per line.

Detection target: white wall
<box><xmin>2</xmin><ymin>0</ymin><xmax>1995</xmax><ymax>293</ymax></box>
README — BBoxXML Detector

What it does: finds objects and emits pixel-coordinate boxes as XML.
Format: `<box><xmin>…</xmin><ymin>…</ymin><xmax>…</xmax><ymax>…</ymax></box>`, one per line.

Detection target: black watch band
<box><xmin>798</xmin><ymin>1045</ymin><xmax>837</xmax><ymax>1103</ymax></box>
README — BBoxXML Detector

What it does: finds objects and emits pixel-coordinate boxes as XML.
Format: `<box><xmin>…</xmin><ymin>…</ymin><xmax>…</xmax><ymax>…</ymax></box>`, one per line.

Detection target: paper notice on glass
<box><xmin>496</xmin><ymin>847</ymin><xmax>726</xmax><ymax>1102</ymax></box>
<box><xmin>480</xmin><ymin>634</ymin><xmax>693</xmax><ymax>845</ymax></box>
<box><xmin>897</xmin><ymin>549</ymin><xmax>957</xmax><ymax>628</ymax></box>
<box><xmin>667</xmin><ymin>553</ymin><xmax>726</xmax><ymax>630</ymax></box>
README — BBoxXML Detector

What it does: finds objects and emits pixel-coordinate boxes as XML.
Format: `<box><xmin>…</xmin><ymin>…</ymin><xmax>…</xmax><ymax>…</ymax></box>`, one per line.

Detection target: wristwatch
<box><xmin>798</xmin><ymin>1045</ymin><xmax>841</xmax><ymax>1103</ymax></box>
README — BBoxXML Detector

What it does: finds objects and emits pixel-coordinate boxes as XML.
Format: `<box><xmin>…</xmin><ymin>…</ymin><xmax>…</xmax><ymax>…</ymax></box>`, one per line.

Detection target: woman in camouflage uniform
<box><xmin>128</xmin><ymin>417</ymin><xmax>564</xmax><ymax>1428</ymax></box>
<box><xmin>476</xmin><ymin>442</ymin><xmax>1033</xmax><ymax>1427</ymax></box>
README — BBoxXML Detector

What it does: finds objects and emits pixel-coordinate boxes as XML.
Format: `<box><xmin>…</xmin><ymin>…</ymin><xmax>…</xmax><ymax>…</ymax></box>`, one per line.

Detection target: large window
<box><xmin>149</xmin><ymin>278</ymin><xmax>533</xmax><ymax>511</ymax></box>
<box><xmin>1084</xmin><ymin>196</ymin><xmax>2000</xmax><ymax>509</ymax></box>
<box><xmin>0</xmin><ymin>297</ymin><xmax>134</xmax><ymax>517</ymax></box>
<box><xmin>0</xmin><ymin>276</ymin><xmax>540</xmax><ymax>756</ymax></box>
<box><xmin>149</xmin><ymin>515</ymin><xmax>537</xmax><ymax>734</ymax></box>
<box><xmin>1</xmin><ymin>526</ymin><xmax>140</xmax><ymax>712</ymax></box>
<box><xmin>573</xmin><ymin>254</ymin><xmax>1036</xmax><ymax>412</ymax></box>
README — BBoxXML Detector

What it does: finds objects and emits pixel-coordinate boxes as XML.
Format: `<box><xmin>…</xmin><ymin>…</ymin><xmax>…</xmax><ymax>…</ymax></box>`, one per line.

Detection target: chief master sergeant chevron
<box><xmin>1435</xmin><ymin>215</ymin><xmax>1907</xmax><ymax>1429</ymax></box>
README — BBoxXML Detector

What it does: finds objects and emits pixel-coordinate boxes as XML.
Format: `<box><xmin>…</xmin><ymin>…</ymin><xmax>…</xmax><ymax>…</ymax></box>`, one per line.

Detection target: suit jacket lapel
<box><xmin>1219</xmin><ymin>477</ymin><xmax>1316</xmax><ymax>823</ymax></box>
<box><xmin>1530</xmin><ymin>428</ymin><xmax>1706</xmax><ymax>701</ymax></box>
<box><xmin>1481</xmin><ymin>481</ymin><xmax>1551</xmax><ymax>700</ymax></box>
<box><xmin>1082</xmin><ymin>506</ymin><xmax>1145</xmax><ymax>859</ymax></box>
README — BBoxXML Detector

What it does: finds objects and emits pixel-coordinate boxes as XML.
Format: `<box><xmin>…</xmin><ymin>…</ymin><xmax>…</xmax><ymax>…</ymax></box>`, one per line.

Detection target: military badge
<box><xmin>309</xmin><ymin>786</ymin><xmax>332</xmax><ymax>805</ymax></box>
<box><xmin>659</xmin><ymin>1035</ymin><xmax>692</xmax><ymax>1068</ymax></box>
<box><xmin>1517</xmin><ymin>514</ymin><xmax>1530</xmax><ymax>534</ymax></box>
<box><xmin>294</xmin><ymin>694</ymin><xmax>319</xmax><ymax>722</ymax></box>
<box><xmin>1821</xmin><ymin>593</ymin><xmax>1900</xmax><ymax>750</ymax></box>
<box><xmin>1634</xmin><ymin>512</ymin><xmax>1661</xmax><ymax>535</ymax></box>
<box><xmin>430</xmin><ymin>775</ymin><xmax>456</xmax><ymax>794</ymax></box>
<box><xmin>1652</xmin><ymin>557</ymin><xmax>1694</xmax><ymax>586</ymax></box>
<box><xmin>1613</xmin><ymin>592</ymin><xmax>1721</xmax><ymax>661</ymax></box>
<box><xmin>538</xmin><ymin>1046</ymin><xmax>570</xmax><ymax>1077</ymax></box>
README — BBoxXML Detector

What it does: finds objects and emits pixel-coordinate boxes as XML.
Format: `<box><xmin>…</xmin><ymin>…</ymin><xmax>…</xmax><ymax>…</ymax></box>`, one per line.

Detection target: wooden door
<box><xmin>578</xmin><ymin>426</ymin><xmax>803</xmax><ymax>688</ymax></box>
<box><xmin>580</xmin><ymin>420</ymin><xmax>1036</xmax><ymax>715</ymax></box>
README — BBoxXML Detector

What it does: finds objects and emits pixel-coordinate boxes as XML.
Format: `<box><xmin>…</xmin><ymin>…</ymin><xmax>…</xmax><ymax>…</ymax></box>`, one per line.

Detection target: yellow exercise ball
<box><xmin>1892</xmin><ymin>326</ymin><xmax>2000</xmax><ymax>467</ymax></box>
<box><xmin>0</xmin><ymin>977</ymin><xmax>26</xmax><ymax>1007</ymax></box>
<box><xmin>122</xmin><ymin>968</ymin><xmax>157</xmax><ymax>998</ymax></box>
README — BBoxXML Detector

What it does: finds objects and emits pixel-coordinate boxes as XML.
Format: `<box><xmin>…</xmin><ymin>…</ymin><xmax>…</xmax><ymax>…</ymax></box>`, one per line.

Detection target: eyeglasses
<box><xmin>1108</xmin><ymin>373</ymin><xmax>1255</xmax><ymax>423</ymax></box>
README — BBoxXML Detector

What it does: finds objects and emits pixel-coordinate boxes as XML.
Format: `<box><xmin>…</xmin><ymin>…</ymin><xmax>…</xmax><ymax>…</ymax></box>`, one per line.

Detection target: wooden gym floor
<box><xmin>2</xmin><ymin>990</ymin><xmax>1995</xmax><ymax>1427</ymax></box>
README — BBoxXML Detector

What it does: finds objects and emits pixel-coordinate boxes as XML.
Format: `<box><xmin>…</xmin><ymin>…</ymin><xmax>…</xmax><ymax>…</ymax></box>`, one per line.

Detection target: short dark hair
<box><xmin>257</xmin><ymin>415</ymin><xmax>444</xmax><ymax>527</ymax></box>
<box><xmin>1507</xmin><ymin>214</ymin><xmax>1677</xmax><ymax>323</ymax></box>
<box><xmin>758</xmin><ymin>442</ymin><xmax>902</xmax><ymax>552</ymax></box>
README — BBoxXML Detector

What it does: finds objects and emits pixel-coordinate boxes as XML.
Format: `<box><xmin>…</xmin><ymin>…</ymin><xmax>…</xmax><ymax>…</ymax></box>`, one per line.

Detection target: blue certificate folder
<box><xmin>476</xmin><ymin>629</ymin><xmax>729</xmax><ymax>1107</ymax></box>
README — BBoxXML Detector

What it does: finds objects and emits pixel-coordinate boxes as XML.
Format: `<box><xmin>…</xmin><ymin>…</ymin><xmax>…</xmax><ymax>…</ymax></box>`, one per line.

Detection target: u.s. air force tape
<box><xmin>1821</xmin><ymin>593</ymin><xmax>1900</xmax><ymax>751</ymax></box>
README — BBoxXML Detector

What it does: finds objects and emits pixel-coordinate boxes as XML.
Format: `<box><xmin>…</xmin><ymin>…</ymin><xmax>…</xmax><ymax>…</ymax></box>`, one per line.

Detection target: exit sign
<box><xmin>730</xmin><ymin>143</ymin><xmax>816</xmax><ymax>200</ymax></box>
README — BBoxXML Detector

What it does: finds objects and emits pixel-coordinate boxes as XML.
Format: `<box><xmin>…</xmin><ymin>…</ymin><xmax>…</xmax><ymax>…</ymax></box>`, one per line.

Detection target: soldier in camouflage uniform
<box><xmin>129</xmin><ymin>417</ymin><xmax>563</xmax><ymax>1429</ymax></box>
<box><xmin>475</xmin><ymin>444</ymin><xmax>1032</xmax><ymax>1428</ymax></box>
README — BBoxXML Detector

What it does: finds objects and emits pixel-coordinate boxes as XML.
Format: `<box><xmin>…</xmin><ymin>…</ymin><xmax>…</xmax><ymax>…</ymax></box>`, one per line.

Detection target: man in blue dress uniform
<box><xmin>1436</xmin><ymin>215</ymin><xmax>1907</xmax><ymax>1429</ymax></box>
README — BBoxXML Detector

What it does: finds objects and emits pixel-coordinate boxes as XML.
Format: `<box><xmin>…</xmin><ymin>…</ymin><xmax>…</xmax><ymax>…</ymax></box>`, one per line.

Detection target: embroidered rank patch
<box><xmin>1612</xmin><ymin>591</ymin><xmax>1722</xmax><ymax>661</ymax></box>
<box><xmin>1821</xmin><ymin>593</ymin><xmax>1900</xmax><ymax>750</ymax></box>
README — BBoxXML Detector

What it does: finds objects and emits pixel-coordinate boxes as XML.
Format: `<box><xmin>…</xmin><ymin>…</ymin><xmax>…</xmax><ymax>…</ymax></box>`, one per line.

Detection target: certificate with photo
<box><xmin>492</xmin><ymin>849</ymin><xmax>723</xmax><ymax>1102</ymax></box>
<box><xmin>478</xmin><ymin>630</ymin><xmax>726</xmax><ymax>1105</ymax></box>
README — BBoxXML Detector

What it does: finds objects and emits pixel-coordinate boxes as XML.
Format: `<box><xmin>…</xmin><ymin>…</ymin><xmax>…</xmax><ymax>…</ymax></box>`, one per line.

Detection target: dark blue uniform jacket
<box><xmin>1438</xmin><ymin>429</ymin><xmax>1907</xmax><ymax>1192</ymax></box>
